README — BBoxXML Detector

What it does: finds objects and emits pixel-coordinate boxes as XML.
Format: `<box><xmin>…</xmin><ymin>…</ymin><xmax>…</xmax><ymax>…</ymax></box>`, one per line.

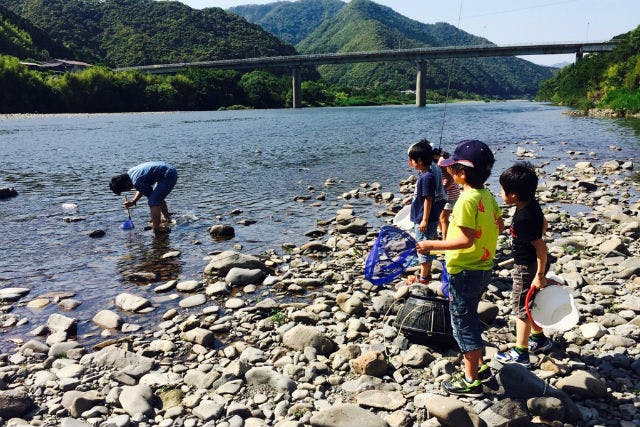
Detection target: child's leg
<box><xmin>516</xmin><ymin>317</ymin><xmax>532</xmax><ymax>348</ymax></box>
<box><xmin>463</xmin><ymin>349</ymin><xmax>484</xmax><ymax>381</ymax></box>
<box><xmin>439</xmin><ymin>209</ymin><xmax>451</xmax><ymax>239</ymax></box>
<box><xmin>420</xmin><ymin>261</ymin><xmax>432</xmax><ymax>279</ymax></box>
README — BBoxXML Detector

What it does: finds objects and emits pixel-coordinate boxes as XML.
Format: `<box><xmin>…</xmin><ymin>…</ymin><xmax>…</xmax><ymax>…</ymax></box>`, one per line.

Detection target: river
<box><xmin>0</xmin><ymin>101</ymin><xmax>638</xmax><ymax>351</ymax></box>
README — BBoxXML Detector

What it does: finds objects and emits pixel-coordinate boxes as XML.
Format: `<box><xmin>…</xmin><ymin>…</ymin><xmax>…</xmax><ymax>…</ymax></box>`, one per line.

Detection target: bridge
<box><xmin>115</xmin><ymin>41</ymin><xmax>618</xmax><ymax>108</ymax></box>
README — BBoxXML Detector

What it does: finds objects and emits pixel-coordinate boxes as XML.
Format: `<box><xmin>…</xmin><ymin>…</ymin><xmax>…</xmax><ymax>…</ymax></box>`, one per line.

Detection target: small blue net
<box><xmin>364</xmin><ymin>225</ymin><xmax>418</xmax><ymax>286</ymax></box>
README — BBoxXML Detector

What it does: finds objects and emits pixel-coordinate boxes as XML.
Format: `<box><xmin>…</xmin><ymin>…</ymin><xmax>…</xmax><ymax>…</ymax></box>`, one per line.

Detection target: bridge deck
<box><xmin>115</xmin><ymin>41</ymin><xmax>617</xmax><ymax>74</ymax></box>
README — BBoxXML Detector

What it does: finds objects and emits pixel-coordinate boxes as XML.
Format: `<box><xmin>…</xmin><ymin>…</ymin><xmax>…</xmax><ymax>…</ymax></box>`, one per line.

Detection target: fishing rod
<box><xmin>437</xmin><ymin>0</ymin><xmax>465</xmax><ymax>150</ymax></box>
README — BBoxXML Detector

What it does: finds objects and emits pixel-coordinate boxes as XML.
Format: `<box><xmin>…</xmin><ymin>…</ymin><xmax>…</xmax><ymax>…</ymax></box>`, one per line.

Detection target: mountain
<box><xmin>228</xmin><ymin>0</ymin><xmax>345</xmax><ymax>45</ymax></box>
<box><xmin>296</xmin><ymin>0</ymin><xmax>554</xmax><ymax>96</ymax></box>
<box><xmin>536</xmin><ymin>26</ymin><xmax>640</xmax><ymax>113</ymax></box>
<box><xmin>0</xmin><ymin>3</ymin><xmax>71</xmax><ymax>60</ymax></box>
<box><xmin>2</xmin><ymin>0</ymin><xmax>297</xmax><ymax>67</ymax></box>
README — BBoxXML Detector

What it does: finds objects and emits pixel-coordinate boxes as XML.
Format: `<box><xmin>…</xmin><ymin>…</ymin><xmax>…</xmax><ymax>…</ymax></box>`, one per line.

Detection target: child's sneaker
<box><xmin>443</xmin><ymin>375</ymin><xmax>483</xmax><ymax>397</ymax></box>
<box><xmin>494</xmin><ymin>348</ymin><xmax>531</xmax><ymax>368</ymax></box>
<box><xmin>477</xmin><ymin>364</ymin><xmax>492</xmax><ymax>383</ymax></box>
<box><xmin>407</xmin><ymin>275</ymin><xmax>431</xmax><ymax>285</ymax></box>
<box><xmin>528</xmin><ymin>337</ymin><xmax>552</xmax><ymax>354</ymax></box>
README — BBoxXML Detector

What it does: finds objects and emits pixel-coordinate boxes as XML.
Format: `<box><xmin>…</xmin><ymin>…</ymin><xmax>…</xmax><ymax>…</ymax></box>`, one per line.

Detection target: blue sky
<box><xmin>179</xmin><ymin>0</ymin><xmax>639</xmax><ymax>66</ymax></box>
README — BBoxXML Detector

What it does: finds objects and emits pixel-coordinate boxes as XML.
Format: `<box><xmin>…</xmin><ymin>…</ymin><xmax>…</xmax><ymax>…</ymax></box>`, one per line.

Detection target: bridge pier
<box><xmin>576</xmin><ymin>47</ymin><xmax>583</xmax><ymax>62</ymax></box>
<box><xmin>292</xmin><ymin>67</ymin><xmax>302</xmax><ymax>108</ymax></box>
<box><xmin>415</xmin><ymin>60</ymin><xmax>427</xmax><ymax>107</ymax></box>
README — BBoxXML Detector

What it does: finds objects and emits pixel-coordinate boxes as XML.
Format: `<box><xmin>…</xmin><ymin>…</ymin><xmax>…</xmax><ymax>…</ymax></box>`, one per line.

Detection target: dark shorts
<box><xmin>511</xmin><ymin>262</ymin><xmax>537</xmax><ymax>319</ymax></box>
<box><xmin>415</xmin><ymin>221</ymin><xmax>439</xmax><ymax>263</ymax></box>
<box><xmin>449</xmin><ymin>269</ymin><xmax>492</xmax><ymax>353</ymax></box>
<box><xmin>148</xmin><ymin>168</ymin><xmax>177</xmax><ymax>206</ymax></box>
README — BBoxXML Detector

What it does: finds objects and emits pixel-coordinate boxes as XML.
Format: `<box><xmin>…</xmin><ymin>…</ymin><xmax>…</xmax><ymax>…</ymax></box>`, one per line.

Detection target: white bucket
<box><xmin>529</xmin><ymin>285</ymin><xmax>579</xmax><ymax>332</ymax></box>
<box><xmin>393</xmin><ymin>205</ymin><xmax>413</xmax><ymax>231</ymax></box>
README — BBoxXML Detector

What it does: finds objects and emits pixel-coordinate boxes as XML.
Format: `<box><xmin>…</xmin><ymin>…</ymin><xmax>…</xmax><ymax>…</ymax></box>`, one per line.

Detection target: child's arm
<box><xmin>497</xmin><ymin>216</ymin><xmax>505</xmax><ymax>234</ymax></box>
<box><xmin>420</xmin><ymin>197</ymin><xmax>432</xmax><ymax>232</ymax></box>
<box><xmin>416</xmin><ymin>225</ymin><xmax>475</xmax><ymax>253</ymax></box>
<box><xmin>531</xmin><ymin>238</ymin><xmax>548</xmax><ymax>289</ymax></box>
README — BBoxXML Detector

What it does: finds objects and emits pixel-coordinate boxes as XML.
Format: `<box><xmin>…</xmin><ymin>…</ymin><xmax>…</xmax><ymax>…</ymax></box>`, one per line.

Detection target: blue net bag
<box><xmin>364</xmin><ymin>225</ymin><xmax>418</xmax><ymax>286</ymax></box>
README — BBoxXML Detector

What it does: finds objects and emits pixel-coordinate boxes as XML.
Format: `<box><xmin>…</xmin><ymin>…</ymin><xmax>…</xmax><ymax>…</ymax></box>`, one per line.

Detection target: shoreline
<box><xmin>0</xmin><ymin>154</ymin><xmax>639</xmax><ymax>426</ymax></box>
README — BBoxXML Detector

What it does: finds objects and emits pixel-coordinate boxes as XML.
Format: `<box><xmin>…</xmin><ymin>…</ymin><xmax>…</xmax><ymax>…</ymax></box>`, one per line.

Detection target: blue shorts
<box><xmin>448</xmin><ymin>269</ymin><xmax>492</xmax><ymax>353</ymax></box>
<box><xmin>148</xmin><ymin>168</ymin><xmax>177</xmax><ymax>206</ymax></box>
<box><xmin>414</xmin><ymin>221</ymin><xmax>439</xmax><ymax>263</ymax></box>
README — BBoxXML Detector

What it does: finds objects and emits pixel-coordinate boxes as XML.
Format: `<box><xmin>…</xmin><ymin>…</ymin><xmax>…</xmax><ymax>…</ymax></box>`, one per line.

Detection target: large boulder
<box><xmin>204</xmin><ymin>251</ymin><xmax>268</xmax><ymax>276</ymax></box>
<box><xmin>282</xmin><ymin>325</ymin><xmax>337</xmax><ymax>355</ymax></box>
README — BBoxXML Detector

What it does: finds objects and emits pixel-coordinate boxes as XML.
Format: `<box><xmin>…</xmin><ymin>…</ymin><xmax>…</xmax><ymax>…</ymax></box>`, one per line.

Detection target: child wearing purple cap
<box><xmin>416</xmin><ymin>139</ymin><xmax>504</xmax><ymax>397</ymax></box>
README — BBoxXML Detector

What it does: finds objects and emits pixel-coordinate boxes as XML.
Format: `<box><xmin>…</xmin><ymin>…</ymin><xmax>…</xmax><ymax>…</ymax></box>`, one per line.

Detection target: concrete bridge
<box><xmin>115</xmin><ymin>41</ymin><xmax>618</xmax><ymax>108</ymax></box>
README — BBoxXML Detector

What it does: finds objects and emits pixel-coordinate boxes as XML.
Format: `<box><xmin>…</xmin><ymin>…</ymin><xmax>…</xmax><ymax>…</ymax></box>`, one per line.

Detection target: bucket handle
<box><xmin>525</xmin><ymin>286</ymin><xmax>540</xmax><ymax>329</ymax></box>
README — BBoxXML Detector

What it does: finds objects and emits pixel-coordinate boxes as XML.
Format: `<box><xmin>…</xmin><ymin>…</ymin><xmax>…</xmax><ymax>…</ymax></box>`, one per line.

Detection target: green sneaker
<box><xmin>451</xmin><ymin>365</ymin><xmax>492</xmax><ymax>383</ymax></box>
<box><xmin>477</xmin><ymin>364</ymin><xmax>492</xmax><ymax>383</ymax></box>
<box><xmin>443</xmin><ymin>375</ymin><xmax>483</xmax><ymax>397</ymax></box>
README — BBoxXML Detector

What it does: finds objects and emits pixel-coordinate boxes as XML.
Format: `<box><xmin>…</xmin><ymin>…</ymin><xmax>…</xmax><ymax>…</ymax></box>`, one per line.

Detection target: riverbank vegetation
<box><xmin>536</xmin><ymin>25</ymin><xmax>640</xmax><ymax>114</ymax></box>
<box><xmin>0</xmin><ymin>54</ymin><xmax>497</xmax><ymax>113</ymax></box>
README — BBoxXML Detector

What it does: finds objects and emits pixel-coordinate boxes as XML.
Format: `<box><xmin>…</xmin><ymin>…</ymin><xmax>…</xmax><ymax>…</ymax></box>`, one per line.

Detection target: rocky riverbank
<box><xmin>0</xmin><ymin>156</ymin><xmax>639</xmax><ymax>427</ymax></box>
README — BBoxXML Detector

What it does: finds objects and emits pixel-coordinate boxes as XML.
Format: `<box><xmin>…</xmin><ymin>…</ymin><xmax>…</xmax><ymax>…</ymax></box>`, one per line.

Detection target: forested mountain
<box><xmin>228</xmin><ymin>0</ymin><xmax>345</xmax><ymax>45</ymax></box>
<box><xmin>299</xmin><ymin>0</ymin><xmax>554</xmax><ymax>96</ymax></box>
<box><xmin>536</xmin><ymin>26</ymin><xmax>640</xmax><ymax>113</ymax></box>
<box><xmin>0</xmin><ymin>4</ymin><xmax>71</xmax><ymax>60</ymax></box>
<box><xmin>233</xmin><ymin>0</ymin><xmax>554</xmax><ymax>97</ymax></box>
<box><xmin>1</xmin><ymin>0</ymin><xmax>297</xmax><ymax>67</ymax></box>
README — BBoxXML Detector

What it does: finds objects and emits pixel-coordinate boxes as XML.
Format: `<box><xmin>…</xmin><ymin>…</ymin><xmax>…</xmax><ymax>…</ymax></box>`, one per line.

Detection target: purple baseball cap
<box><xmin>439</xmin><ymin>139</ymin><xmax>494</xmax><ymax>170</ymax></box>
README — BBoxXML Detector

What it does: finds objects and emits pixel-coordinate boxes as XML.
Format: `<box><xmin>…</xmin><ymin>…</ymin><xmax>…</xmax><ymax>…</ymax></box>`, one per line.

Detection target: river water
<box><xmin>1</xmin><ymin>101</ymin><xmax>638</xmax><ymax>351</ymax></box>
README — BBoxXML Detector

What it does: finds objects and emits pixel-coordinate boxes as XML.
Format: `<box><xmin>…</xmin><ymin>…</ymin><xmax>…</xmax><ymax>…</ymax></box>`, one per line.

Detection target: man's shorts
<box><xmin>449</xmin><ymin>269</ymin><xmax>492</xmax><ymax>353</ymax></box>
<box><xmin>148</xmin><ymin>167</ymin><xmax>177</xmax><ymax>206</ymax></box>
<box><xmin>414</xmin><ymin>221</ymin><xmax>439</xmax><ymax>263</ymax></box>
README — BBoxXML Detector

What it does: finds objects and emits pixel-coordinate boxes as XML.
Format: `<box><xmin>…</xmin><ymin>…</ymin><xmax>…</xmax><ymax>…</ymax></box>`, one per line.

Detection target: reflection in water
<box><xmin>118</xmin><ymin>232</ymin><xmax>184</xmax><ymax>284</ymax></box>
<box><xmin>619</xmin><ymin>118</ymin><xmax>640</xmax><ymax>140</ymax></box>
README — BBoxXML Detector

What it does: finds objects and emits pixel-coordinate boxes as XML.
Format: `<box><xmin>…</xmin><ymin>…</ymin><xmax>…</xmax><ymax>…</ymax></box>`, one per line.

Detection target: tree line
<box><xmin>536</xmin><ymin>25</ymin><xmax>640</xmax><ymax>114</ymax></box>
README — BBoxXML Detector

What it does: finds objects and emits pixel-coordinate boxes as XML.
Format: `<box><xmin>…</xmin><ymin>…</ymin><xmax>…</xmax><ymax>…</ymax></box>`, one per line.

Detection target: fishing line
<box><xmin>437</xmin><ymin>0</ymin><xmax>464</xmax><ymax>150</ymax></box>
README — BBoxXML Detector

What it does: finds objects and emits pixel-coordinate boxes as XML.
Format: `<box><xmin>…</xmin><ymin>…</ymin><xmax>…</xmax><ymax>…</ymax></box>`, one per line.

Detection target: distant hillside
<box><xmin>228</xmin><ymin>0</ymin><xmax>345</xmax><ymax>45</ymax></box>
<box><xmin>537</xmin><ymin>25</ymin><xmax>640</xmax><ymax>113</ymax></box>
<box><xmin>2</xmin><ymin>0</ymin><xmax>297</xmax><ymax>67</ymax></box>
<box><xmin>296</xmin><ymin>0</ymin><xmax>554</xmax><ymax>96</ymax></box>
<box><xmin>0</xmin><ymin>4</ymin><xmax>71</xmax><ymax>60</ymax></box>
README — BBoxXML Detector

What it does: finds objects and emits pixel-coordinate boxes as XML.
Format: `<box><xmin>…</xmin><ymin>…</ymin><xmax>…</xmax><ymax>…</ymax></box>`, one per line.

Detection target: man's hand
<box><xmin>124</xmin><ymin>200</ymin><xmax>136</xmax><ymax>208</ymax></box>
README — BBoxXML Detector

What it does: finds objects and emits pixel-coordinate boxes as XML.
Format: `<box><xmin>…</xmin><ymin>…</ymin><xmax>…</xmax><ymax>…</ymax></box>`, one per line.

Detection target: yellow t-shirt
<box><xmin>445</xmin><ymin>187</ymin><xmax>501</xmax><ymax>275</ymax></box>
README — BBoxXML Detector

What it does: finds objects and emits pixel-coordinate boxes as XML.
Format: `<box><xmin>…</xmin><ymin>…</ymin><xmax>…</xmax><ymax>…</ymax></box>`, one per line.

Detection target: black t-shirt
<box><xmin>510</xmin><ymin>199</ymin><xmax>544</xmax><ymax>265</ymax></box>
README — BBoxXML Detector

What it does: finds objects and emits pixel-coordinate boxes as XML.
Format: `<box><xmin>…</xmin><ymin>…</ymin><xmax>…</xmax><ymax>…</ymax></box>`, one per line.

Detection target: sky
<box><xmin>178</xmin><ymin>0</ymin><xmax>639</xmax><ymax>66</ymax></box>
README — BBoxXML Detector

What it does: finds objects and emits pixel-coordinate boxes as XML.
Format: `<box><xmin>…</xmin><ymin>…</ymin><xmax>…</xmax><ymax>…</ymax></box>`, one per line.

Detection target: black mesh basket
<box><xmin>394</xmin><ymin>294</ymin><xmax>454</xmax><ymax>343</ymax></box>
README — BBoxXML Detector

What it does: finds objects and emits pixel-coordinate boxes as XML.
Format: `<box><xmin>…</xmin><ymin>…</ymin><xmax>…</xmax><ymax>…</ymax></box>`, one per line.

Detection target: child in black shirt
<box><xmin>495</xmin><ymin>162</ymin><xmax>552</xmax><ymax>367</ymax></box>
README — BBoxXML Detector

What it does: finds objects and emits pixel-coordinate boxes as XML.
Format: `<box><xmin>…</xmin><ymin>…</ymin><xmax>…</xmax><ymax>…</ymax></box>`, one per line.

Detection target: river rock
<box><xmin>527</xmin><ymin>397</ymin><xmax>566</xmax><ymax>423</ymax></box>
<box><xmin>204</xmin><ymin>250</ymin><xmax>267</xmax><ymax>275</ymax></box>
<box><xmin>176</xmin><ymin>280</ymin><xmax>200</xmax><ymax>292</ymax></box>
<box><xmin>0</xmin><ymin>287</ymin><xmax>30</xmax><ymax>301</ymax></box>
<box><xmin>0</xmin><ymin>187</ymin><xmax>18</xmax><ymax>199</ymax></box>
<box><xmin>209</xmin><ymin>224</ymin><xmax>235</xmax><ymax>239</ymax></box>
<box><xmin>355</xmin><ymin>390</ymin><xmax>406</xmax><ymax>410</ymax></box>
<box><xmin>225</xmin><ymin>267</ymin><xmax>265</xmax><ymax>286</ymax></box>
<box><xmin>80</xmin><ymin>346</ymin><xmax>154</xmax><ymax>376</ymax></box>
<box><xmin>181</xmin><ymin>327</ymin><xmax>215</xmax><ymax>347</ymax></box>
<box><xmin>47</xmin><ymin>313</ymin><xmax>77</xmax><ymax>335</ymax></box>
<box><xmin>282</xmin><ymin>325</ymin><xmax>337</xmax><ymax>355</ymax></box>
<box><xmin>351</xmin><ymin>351</ymin><xmax>388</xmax><ymax>377</ymax></box>
<box><xmin>245</xmin><ymin>367</ymin><xmax>296</xmax><ymax>394</ymax></box>
<box><xmin>310</xmin><ymin>404</ymin><xmax>388</xmax><ymax>427</ymax></box>
<box><xmin>61</xmin><ymin>390</ymin><xmax>104</xmax><ymax>417</ymax></box>
<box><xmin>479</xmin><ymin>398</ymin><xmax>529</xmax><ymax>427</ymax></box>
<box><xmin>115</xmin><ymin>293</ymin><xmax>151</xmax><ymax>312</ymax></box>
<box><xmin>119</xmin><ymin>384</ymin><xmax>154</xmax><ymax>416</ymax></box>
<box><xmin>555</xmin><ymin>370</ymin><xmax>608</xmax><ymax>398</ymax></box>
<box><xmin>92</xmin><ymin>310</ymin><xmax>122</xmax><ymax>330</ymax></box>
<box><xmin>0</xmin><ymin>388</ymin><xmax>35</xmax><ymax>418</ymax></box>
<box><xmin>419</xmin><ymin>394</ymin><xmax>485</xmax><ymax>427</ymax></box>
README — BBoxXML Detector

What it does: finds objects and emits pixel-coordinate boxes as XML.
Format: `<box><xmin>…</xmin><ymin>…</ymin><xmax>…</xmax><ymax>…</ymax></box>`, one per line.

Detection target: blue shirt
<box><xmin>127</xmin><ymin>162</ymin><xmax>175</xmax><ymax>197</ymax></box>
<box><xmin>410</xmin><ymin>170</ymin><xmax>436</xmax><ymax>223</ymax></box>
